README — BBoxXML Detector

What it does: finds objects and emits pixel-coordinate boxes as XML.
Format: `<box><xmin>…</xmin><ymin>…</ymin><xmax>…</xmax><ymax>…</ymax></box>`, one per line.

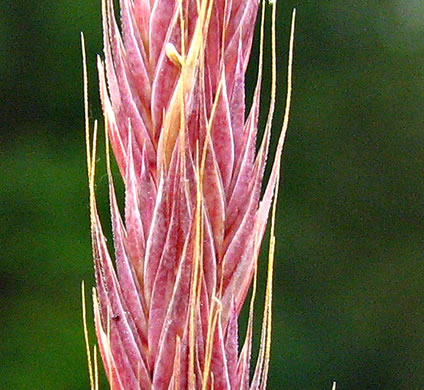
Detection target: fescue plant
<box><xmin>82</xmin><ymin>0</ymin><xmax>295</xmax><ymax>388</ymax></box>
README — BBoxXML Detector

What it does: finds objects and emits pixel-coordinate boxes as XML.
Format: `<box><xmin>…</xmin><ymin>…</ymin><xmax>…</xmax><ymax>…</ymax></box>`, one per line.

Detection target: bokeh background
<box><xmin>1</xmin><ymin>0</ymin><xmax>424</xmax><ymax>389</ymax></box>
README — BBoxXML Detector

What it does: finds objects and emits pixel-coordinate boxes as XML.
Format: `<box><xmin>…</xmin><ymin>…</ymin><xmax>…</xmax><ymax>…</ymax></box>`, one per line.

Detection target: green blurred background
<box><xmin>1</xmin><ymin>0</ymin><xmax>424</xmax><ymax>388</ymax></box>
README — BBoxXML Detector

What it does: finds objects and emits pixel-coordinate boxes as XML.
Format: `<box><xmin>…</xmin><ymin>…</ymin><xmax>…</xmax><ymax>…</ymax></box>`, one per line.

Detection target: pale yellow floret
<box><xmin>82</xmin><ymin>31</ymin><xmax>103</xmax><ymax>390</ymax></box>
<box><xmin>82</xmin><ymin>280</ymin><xmax>95</xmax><ymax>390</ymax></box>
<box><xmin>261</xmin><ymin>6</ymin><xmax>296</xmax><ymax>385</ymax></box>
<box><xmin>165</xmin><ymin>43</ymin><xmax>183</xmax><ymax>68</ymax></box>
<box><xmin>188</xmin><ymin>144</ymin><xmax>204</xmax><ymax>389</ymax></box>
<box><xmin>82</xmin><ymin>33</ymin><xmax>100</xmax><ymax>390</ymax></box>
<box><xmin>159</xmin><ymin>0</ymin><xmax>215</xmax><ymax>170</ymax></box>
<box><xmin>201</xmin><ymin>297</ymin><xmax>223</xmax><ymax>390</ymax></box>
<box><xmin>251</xmin><ymin>3</ymin><xmax>296</xmax><ymax>386</ymax></box>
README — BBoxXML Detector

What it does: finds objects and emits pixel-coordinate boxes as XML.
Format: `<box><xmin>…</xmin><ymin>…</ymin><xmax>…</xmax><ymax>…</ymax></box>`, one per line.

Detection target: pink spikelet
<box><xmin>82</xmin><ymin>0</ymin><xmax>295</xmax><ymax>388</ymax></box>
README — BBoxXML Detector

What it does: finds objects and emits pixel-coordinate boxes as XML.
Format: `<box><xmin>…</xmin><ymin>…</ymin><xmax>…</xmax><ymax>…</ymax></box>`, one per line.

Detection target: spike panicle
<box><xmin>84</xmin><ymin>0</ymin><xmax>295</xmax><ymax>388</ymax></box>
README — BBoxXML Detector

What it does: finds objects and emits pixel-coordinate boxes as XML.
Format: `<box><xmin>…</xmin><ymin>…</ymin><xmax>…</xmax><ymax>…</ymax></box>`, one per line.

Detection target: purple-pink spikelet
<box><xmin>85</xmin><ymin>0</ymin><xmax>294</xmax><ymax>388</ymax></box>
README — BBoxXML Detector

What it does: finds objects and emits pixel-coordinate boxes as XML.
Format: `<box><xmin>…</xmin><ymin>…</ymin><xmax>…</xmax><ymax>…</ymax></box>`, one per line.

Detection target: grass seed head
<box><xmin>84</xmin><ymin>0</ymin><xmax>295</xmax><ymax>388</ymax></box>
